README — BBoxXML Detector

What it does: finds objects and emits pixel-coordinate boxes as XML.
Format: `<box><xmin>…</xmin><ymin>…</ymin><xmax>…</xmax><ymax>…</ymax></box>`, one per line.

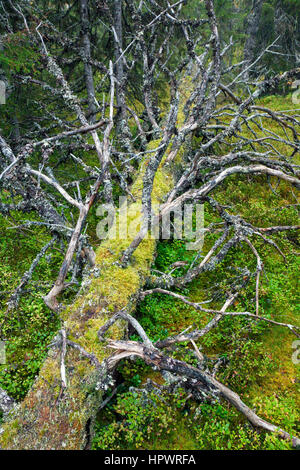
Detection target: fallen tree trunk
<box><xmin>0</xmin><ymin>144</ymin><xmax>175</xmax><ymax>450</ymax></box>
<box><xmin>1</xmin><ymin>0</ymin><xmax>299</xmax><ymax>452</ymax></box>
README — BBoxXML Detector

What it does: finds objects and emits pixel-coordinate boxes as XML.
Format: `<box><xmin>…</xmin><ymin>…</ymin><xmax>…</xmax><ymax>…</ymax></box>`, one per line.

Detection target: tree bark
<box><xmin>80</xmin><ymin>0</ymin><xmax>98</xmax><ymax>123</ymax></box>
<box><xmin>243</xmin><ymin>0</ymin><xmax>264</xmax><ymax>78</ymax></box>
<box><xmin>114</xmin><ymin>0</ymin><xmax>124</xmax><ymax>113</ymax></box>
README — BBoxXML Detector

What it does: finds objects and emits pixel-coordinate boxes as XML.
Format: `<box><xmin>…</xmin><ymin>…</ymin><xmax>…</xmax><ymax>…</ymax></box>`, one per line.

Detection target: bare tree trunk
<box><xmin>0</xmin><ymin>36</ymin><xmax>8</xmax><ymax>102</ymax></box>
<box><xmin>243</xmin><ymin>0</ymin><xmax>264</xmax><ymax>78</ymax></box>
<box><xmin>80</xmin><ymin>0</ymin><xmax>97</xmax><ymax>123</ymax></box>
<box><xmin>113</xmin><ymin>0</ymin><xmax>132</xmax><ymax>151</ymax></box>
<box><xmin>114</xmin><ymin>0</ymin><xmax>124</xmax><ymax>114</ymax></box>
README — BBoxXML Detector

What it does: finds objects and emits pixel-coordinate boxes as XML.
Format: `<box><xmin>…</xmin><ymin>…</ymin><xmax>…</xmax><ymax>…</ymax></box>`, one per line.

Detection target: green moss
<box><xmin>0</xmin><ymin>419</ymin><xmax>20</xmax><ymax>447</ymax></box>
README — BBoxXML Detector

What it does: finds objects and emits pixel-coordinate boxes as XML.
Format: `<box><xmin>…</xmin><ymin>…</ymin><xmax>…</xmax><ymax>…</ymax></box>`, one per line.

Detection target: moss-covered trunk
<box><xmin>0</xmin><ymin>148</ymin><xmax>176</xmax><ymax>450</ymax></box>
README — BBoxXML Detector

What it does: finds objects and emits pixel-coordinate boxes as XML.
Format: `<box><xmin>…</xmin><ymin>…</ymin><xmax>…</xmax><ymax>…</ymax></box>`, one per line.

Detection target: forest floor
<box><xmin>0</xmin><ymin>93</ymin><xmax>299</xmax><ymax>450</ymax></box>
